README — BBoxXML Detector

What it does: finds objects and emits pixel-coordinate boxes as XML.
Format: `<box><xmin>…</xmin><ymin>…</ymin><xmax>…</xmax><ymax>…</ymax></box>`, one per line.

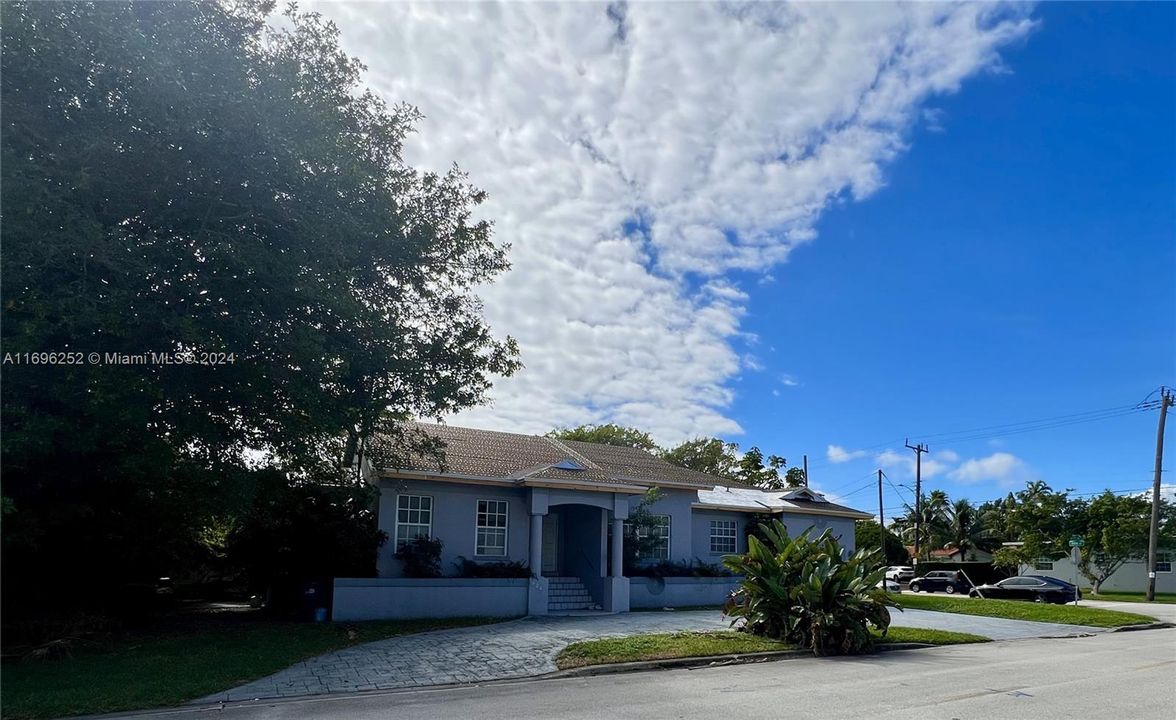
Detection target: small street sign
<box><xmin>1068</xmin><ymin>536</ymin><xmax>1084</xmax><ymax>547</ymax></box>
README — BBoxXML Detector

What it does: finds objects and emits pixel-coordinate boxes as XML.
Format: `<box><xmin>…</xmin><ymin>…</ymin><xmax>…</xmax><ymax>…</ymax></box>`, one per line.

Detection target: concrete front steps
<box><xmin>547</xmin><ymin>576</ymin><xmax>602</xmax><ymax>612</ymax></box>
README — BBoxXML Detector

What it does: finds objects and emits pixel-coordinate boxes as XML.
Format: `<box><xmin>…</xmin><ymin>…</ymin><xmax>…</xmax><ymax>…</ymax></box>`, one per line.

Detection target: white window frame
<box><xmin>475</xmin><ymin>499</ymin><xmax>509</xmax><ymax>557</ymax></box>
<box><xmin>1034</xmin><ymin>558</ymin><xmax>1054</xmax><ymax>571</ymax></box>
<box><xmin>626</xmin><ymin>515</ymin><xmax>671</xmax><ymax>562</ymax></box>
<box><xmin>709</xmin><ymin>519</ymin><xmax>737</xmax><ymax>554</ymax></box>
<box><xmin>395</xmin><ymin>494</ymin><xmax>433</xmax><ymax>549</ymax></box>
<box><xmin>1157</xmin><ymin>552</ymin><xmax>1172</xmax><ymax>573</ymax></box>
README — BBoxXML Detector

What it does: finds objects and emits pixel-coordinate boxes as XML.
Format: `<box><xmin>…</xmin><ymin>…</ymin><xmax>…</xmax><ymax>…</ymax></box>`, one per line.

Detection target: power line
<box><xmin>805</xmin><ymin>393</ymin><xmax>1167</xmax><ymax>475</ymax></box>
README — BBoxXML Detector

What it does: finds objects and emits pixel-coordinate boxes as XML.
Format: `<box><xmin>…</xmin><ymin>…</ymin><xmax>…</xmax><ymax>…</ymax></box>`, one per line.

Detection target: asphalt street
<box><xmin>110</xmin><ymin>627</ymin><xmax>1176</xmax><ymax>720</ymax></box>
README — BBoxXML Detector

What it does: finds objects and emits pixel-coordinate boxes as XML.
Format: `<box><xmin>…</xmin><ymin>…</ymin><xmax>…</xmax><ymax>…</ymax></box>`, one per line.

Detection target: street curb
<box><xmin>1105</xmin><ymin>622</ymin><xmax>1175</xmax><ymax>632</ymax></box>
<box><xmin>544</xmin><ymin>642</ymin><xmax>936</xmax><ymax>679</ymax></box>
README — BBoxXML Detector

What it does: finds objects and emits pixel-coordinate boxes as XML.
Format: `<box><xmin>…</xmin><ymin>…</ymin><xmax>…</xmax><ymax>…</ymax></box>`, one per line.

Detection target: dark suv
<box><xmin>908</xmin><ymin>570</ymin><xmax>972</xmax><ymax>594</ymax></box>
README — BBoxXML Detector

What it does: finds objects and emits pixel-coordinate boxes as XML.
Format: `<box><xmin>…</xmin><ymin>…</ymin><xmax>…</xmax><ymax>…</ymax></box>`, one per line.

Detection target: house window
<box><xmin>626</xmin><ymin>515</ymin><xmax>671</xmax><ymax>561</ymax></box>
<box><xmin>709</xmin><ymin>520</ymin><xmax>737</xmax><ymax>554</ymax></box>
<box><xmin>1034</xmin><ymin>558</ymin><xmax>1054</xmax><ymax>571</ymax></box>
<box><xmin>395</xmin><ymin>495</ymin><xmax>433</xmax><ymax>548</ymax></box>
<box><xmin>476</xmin><ymin>499</ymin><xmax>509</xmax><ymax>557</ymax></box>
<box><xmin>1157</xmin><ymin>553</ymin><xmax>1172</xmax><ymax>573</ymax></box>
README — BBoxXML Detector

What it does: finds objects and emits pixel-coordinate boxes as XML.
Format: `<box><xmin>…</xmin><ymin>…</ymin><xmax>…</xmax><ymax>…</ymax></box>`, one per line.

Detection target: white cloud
<box><xmin>827</xmin><ymin>444</ymin><xmax>868</xmax><ymax>464</ymax></box>
<box><xmin>876</xmin><ymin>448</ymin><xmax>958</xmax><ymax>479</ymax></box>
<box><xmin>311</xmin><ymin>1</ymin><xmax>1036</xmax><ymax>444</ymax></box>
<box><xmin>948</xmin><ymin>452</ymin><xmax>1033</xmax><ymax>487</ymax></box>
<box><xmin>780</xmin><ymin>374</ymin><xmax>801</xmax><ymax>388</ymax></box>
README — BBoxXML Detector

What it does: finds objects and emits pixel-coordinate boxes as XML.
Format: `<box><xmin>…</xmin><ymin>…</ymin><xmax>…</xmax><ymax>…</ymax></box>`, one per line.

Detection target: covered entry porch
<box><xmin>526</xmin><ymin>485</ymin><xmax>637</xmax><ymax>615</ymax></box>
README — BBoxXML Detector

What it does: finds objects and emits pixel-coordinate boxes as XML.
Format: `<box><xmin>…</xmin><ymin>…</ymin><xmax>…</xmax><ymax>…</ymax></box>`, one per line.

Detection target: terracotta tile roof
<box><xmin>383</xmin><ymin>422</ymin><xmax>751</xmax><ymax>489</ymax></box>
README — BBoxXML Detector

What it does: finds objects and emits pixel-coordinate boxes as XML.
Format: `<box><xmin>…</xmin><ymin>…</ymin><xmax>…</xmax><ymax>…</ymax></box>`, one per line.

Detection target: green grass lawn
<box><xmin>0</xmin><ymin>613</ymin><xmax>505</xmax><ymax>720</ymax></box>
<box><xmin>878</xmin><ymin>627</ymin><xmax>990</xmax><ymax>645</ymax></box>
<box><xmin>555</xmin><ymin>627</ymin><xmax>987</xmax><ymax>669</ymax></box>
<box><xmin>1083</xmin><ymin>590</ymin><xmax>1176</xmax><ymax>605</ymax></box>
<box><xmin>896</xmin><ymin>592</ymin><xmax>1155</xmax><ymax>627</ymax></box>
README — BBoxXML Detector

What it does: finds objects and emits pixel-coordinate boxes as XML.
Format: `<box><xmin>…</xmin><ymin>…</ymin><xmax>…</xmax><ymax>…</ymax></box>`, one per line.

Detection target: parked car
<box><xmin>877</xmin><ymin>578</ymin><xmax>901</xmax><ymax>593</ymax></box>
<box><xmin>885</xmin><ymin>565</ymin><xmax>915</xmax><ymax>582</ymax></box>
<box><xmin>969</xmin><ymin>575</ymin><xmax>1081</xmax><ymax>604</ymax></box>
<box><xmin>909</xmin><ymin>570</ymin><xmax>972</xmax><ymax>595</ymax></box>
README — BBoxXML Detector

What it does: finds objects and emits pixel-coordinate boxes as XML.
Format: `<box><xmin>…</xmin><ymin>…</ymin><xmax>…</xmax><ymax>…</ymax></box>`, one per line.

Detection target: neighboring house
<box><xmin>333</xmin><ymin>422</ymin><xmax>874</xmax><ymax>620</ymax></box>
<box><xmin>928</xmin><ymin>547</ymin><xmax>993</xmax><ymax>563</ymax></box>
<box><xmin>1019</xmin><ymin>551</ymin><xmax>1175</xmax><ymax>594</ymax></box>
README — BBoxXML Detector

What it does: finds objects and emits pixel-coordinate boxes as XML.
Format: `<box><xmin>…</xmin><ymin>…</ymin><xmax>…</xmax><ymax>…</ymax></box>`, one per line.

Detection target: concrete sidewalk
<box><xmin>197</xmin><ymin>608</ymin><xmax>1103</xmax><ymax>704</ymax></box>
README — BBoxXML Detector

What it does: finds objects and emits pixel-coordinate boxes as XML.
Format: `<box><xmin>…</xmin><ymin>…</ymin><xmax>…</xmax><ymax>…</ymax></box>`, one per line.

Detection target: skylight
<box><xmin>551</xmin><ymin>458</ymin><xmax>586</xmax><ymax>472</ymax></box>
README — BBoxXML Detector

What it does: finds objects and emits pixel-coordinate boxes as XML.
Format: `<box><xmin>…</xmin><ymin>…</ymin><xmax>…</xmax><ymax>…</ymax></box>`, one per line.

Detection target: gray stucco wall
<box><xmin>629</xmin><ymin>577</ymin><xmax>743</xmax><ymax>609</ymax></box>
<box><xmin>779</xmin><ymin>513</ymin><xmax>857</xmax><ymax>554</ymax></box>
<box><xmin>377</xmin><ymin>479</ymin><xmax>529</xmax><ymax>578</ymax></box>
<box><xmin>333</xmin><ymin>578</ymin><xmax>527</xmax><ymax>620</ymax></box>
<box><xmin>628</xmin><ymin>489</ymin><xmax>701</xmax><ymax>564</ymax></box>
<box><xmin>630</xmin><ymin>488</ymin><xmax>859</xmax><ymax>565</ymax></box>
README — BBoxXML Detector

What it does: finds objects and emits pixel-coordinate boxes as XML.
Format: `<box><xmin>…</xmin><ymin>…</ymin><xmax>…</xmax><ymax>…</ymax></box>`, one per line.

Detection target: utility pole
<box><xmin>906</xmin><ymin>439</ymin><xmax>929</xmax><ymax>562</ymax></box>
<box><xmin>1146</xmin><ymin>387</ymin><xmax>1173</xmax><ymax>601</ymax></box>
<box><xmin>878</xmin><ymin>469</ymin><xmax>886</xmax><ymax>564</ymax></box>
<box><xmin>803</xmin><ymin>454</ymin><xmax>809</xmax><ymax>488</ymax></box>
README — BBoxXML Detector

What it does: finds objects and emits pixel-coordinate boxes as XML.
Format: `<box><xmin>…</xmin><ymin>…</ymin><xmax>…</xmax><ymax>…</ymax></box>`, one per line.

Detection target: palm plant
<box><xmin>944</xmin><ymin>498</ymin><xmax>988</xmax><ymax>560</ymax></box>
<box><xmin>722</xmin><ymin>520</ymin><xmax>896</xmax><ymax>656</ymax></box>
<box><xmin>893</xmin><ymin>493</ymin><xmax>950</xmax><ymax>560</ymax></box>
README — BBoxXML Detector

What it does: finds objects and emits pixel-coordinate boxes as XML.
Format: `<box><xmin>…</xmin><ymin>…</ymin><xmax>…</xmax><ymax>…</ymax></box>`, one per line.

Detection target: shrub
<box><xmin>454</xmin><ymin>557</ymin><xmax>531</xmax><ymax>578</ymax></box>
<box><xmin>722</xmin><ymin>520</ymin><xmax>896</xmax><ymax>656</ymax></box>
<box><xmin>395</xmin><ymin>537</ymin><xmax>443</xmax><ymax>578</ymax></box>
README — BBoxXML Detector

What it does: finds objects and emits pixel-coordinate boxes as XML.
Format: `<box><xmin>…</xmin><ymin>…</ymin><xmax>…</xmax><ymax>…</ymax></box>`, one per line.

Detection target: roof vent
<box><xmin>552</xmin><ymin>458</ymin><xmax>586</xmax><ymax>472</ymax></box>
<box><xmin>782</xmin><ymin>488</ymin><xmax>827</xmax><ymax>503</ymax></box>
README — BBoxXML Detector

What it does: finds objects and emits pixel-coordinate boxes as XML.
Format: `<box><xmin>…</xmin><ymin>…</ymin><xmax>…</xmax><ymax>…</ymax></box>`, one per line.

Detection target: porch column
<box><xmin>530</xmin><ymin>513</ymin><xmax>544</xmax><ymax>575</ymax></box>
<box><xmin>527</xmin><ymin>510</ymin><xmax>549</xmax><ymax>616</ymax></box>
<box><xmin>611</xmin><ymin>516</ymin><xmax>624</xmax><ymax>578</ymax></box>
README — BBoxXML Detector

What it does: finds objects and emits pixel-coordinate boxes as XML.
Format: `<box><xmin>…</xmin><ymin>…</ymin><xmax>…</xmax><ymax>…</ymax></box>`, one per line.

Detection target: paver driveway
<box><xmin>197</xmin><ymin>612</ymin><xmax>731</xmax><ymax>703</ymax></box>
<box><xmin>197</xmin><ymin>608</ymin><xmax>1102</xmax><ymax>704</ymax></box>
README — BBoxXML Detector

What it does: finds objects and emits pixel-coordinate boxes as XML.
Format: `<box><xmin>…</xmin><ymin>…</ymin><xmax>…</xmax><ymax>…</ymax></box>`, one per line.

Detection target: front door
<box><xmin>541</xmin><ymin>513</ymin><xmax>561</xmax><ymax>576</ymax></box>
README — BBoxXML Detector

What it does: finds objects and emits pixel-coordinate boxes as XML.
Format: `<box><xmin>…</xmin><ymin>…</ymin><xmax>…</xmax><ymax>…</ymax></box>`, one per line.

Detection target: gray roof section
<box><xmin>385</xmin><ymin>422</ymin><xmax>752</xmax><ymax>489</ymax></box>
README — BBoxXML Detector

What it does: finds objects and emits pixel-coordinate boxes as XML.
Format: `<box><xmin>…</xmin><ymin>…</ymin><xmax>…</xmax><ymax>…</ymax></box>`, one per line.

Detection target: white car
<box><xmin>885</xmin><ymin>565</ymin><xmax>915</xmax><ymax>582</ymax></box>
<box><xmin>877</xmin><ymin>578</ymin><xmax>901</xmax><ymax>593</ymax></box>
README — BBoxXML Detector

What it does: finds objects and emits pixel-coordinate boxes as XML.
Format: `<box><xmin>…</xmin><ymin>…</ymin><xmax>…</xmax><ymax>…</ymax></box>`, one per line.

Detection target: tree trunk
<box><xmin>1092</xmin><ymin>578</ymin><xmax>1102</xmax><ymax>595</ymax></box>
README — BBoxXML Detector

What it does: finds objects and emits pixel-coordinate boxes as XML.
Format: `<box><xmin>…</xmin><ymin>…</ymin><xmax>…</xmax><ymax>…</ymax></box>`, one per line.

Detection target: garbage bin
<box><xmin>301</xmin><ymin>579</ymin><xmax>325</xmax><ymax>622</ymax></box>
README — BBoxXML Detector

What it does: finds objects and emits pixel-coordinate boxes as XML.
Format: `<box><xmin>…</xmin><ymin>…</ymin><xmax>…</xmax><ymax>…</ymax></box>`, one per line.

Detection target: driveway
<box><xmin>197</xmin><ymin>608</ymin><xmax>1104</xmax><ymax>704</ymax></box>
<box><xmin>1079</xmin><ymin>599</ymin><xmax>1176</xmax><ymax>623</ymax></box>
<box><xmin>197</xmin><ymin>612</ymin><xmax>730</xmax><ymax>703</ymax></box>
<box><xmin>889</xmin><ymin>608</ymin><xmax>1102</xmax><ymax>640</ymax></box>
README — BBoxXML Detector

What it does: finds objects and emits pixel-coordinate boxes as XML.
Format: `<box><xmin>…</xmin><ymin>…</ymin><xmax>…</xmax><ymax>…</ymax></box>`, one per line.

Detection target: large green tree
<box><xmin>1072</xmin><ymin>492</ymin><xmax>1175</xmax><ymax>594</ymax></box>
<box><xmin>1</xmin><ymin>1</ymin><xmax>517</xmax><ymax>611</ymax></box>
<box><xmin>661</xmin><ymin>437</ymin><xmax>740</xmax><ymax>480</ymax></box>
<box><xmin>547</xmin><ymin>424</ymin><xmax>659</xmax><ymax>451</ymax></box>
<box><xmin>854</xmin><ymin>520</ymin><xmax>911</xmax><ymax>565</ymax></box>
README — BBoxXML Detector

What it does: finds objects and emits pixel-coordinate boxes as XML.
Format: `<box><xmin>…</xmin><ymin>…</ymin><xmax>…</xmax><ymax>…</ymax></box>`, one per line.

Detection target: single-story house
<box><xmin>1018</xmin><ymin>551</ymin><xmax>1174</xmax><ymax>594</ymax></box>
<box><xmin>928</xmin><ymin>547</ymin><xmax>994</xmax><ymax>563</ymax></box>
<box><xmin>333</xmin><ymin>422</ymin><xmax>874</xmax><ymax>620</ymax></box>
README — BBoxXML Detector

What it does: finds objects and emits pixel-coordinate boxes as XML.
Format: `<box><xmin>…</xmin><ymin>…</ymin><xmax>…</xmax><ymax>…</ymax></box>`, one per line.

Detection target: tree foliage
<box><xmin>661</xmin><ymin>437</ymin><xmax>740</xmax><ymax>479</ymax></box>
<box><xmin>855</xmin><ymin>520</ymin><xmax>911</xmax><ymax>565</ymax></box>
<box><xmin>548</xmin><ymin>424</ymin><xmax>659</xmax><ymax>451</ymax></box>
<box><xmin>228</xmin><ymin>471</ymin><xmax>386</xmax><ymax>600</ymax></box>
<box><xmin>1</xmin><ymin>1</ymin><xmax>516</xmax><ymax>612</ymax></box>
<box><xmin>1072</xmin><ymin>491</ymin><xmax>1175</xmax><ymax>593</ymax></box>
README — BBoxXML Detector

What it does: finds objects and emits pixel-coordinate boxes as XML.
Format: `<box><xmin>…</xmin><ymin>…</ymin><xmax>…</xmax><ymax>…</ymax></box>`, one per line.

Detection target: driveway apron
<box><xmin>197</xmin><ymin>608</ymin><xmax>1102</xmax><ymax>703</ymax></box>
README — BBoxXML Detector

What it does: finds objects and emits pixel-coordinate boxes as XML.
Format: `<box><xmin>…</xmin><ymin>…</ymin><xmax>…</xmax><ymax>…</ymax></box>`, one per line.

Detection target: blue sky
<box><xmin>731</xmin><ymin>2</ymin><xmax>1175</xmax><ymax>514</ymax></box>
<box><xmin>323</xmin><ymin>2</ymin><xmax>1173</xmax><ymax>514</ymax></box>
